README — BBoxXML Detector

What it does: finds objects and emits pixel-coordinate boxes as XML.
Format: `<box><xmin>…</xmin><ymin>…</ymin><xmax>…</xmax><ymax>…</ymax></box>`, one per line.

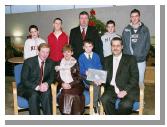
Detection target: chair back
<box><xmin>144</xmin><ymin>66</ymin><xmax>155</xmax><ymax>84</ymax></box>
<box><xmin>14</xmin><ymin>64</ymin><xmax>23</xmax><ymax>87</ymax></box>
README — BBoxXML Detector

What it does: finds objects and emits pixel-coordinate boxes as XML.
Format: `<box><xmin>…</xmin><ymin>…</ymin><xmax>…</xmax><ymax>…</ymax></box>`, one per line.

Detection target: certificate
<box><xmin>86</xmin><ymin>69</ymin><xmax>107</xmax><ymax>83</ymax></box>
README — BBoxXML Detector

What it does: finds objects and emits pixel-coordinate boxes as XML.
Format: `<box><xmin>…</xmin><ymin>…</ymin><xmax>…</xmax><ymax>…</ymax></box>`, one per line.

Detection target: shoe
<box><xmin>93</xmin><ymin>107</ymin><xmax>99</xmax><ymax>115</ymax></box>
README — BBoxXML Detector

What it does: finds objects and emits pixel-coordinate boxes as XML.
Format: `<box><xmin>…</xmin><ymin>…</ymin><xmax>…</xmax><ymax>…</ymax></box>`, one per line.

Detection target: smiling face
<box><xmin>38</xmin><ymin>47</ymin><xmax>50</xmax><ymax>61</ymax></box>
<box><xmin>130</xmin><ymin>12</ymin><xmax>140</xmax><ymax>25</ymax></box>
<box><xmin>79</xmin><ymin>14</ymin><xmax>89</xmax><ymax>28</ymax></box>
<box><xmin>29</xmin><ymin>28</ymin><xmax>39</xmax><ymax>39</ymax></box>
<box><xmin>63</xmin><ymin>50</ymin><xmax>73</xmax><ymax>60</ymax></box>
<box><xmin>111</xmin><ymin>40</ymin><xmax>123</xmax><ymax>56</ymax></box>
<box><xmin>83</xmin><ymin>42</ymin><xmax>93</xmax><ymax>54</ymax></box>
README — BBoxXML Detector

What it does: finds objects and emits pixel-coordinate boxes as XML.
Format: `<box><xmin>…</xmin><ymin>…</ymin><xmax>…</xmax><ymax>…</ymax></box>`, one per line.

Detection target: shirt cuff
<box><xmin>35</xmin><ymin>85</ymin><xmax>40</xmax><ymax>91</ymax></box>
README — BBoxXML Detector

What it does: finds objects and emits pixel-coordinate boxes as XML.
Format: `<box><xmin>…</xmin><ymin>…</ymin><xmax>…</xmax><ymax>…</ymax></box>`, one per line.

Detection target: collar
<box><xmin>113</xmin><ymin>52</ymin><xmax>122</xmax><ymax>61</ymax></box>
<box><xmin>80</xmin><ymin>26</ymin><xmax>88</xmax><ymax>32</ymax></box>
<box><xmin>38</xmin><ymin>56</ymin><xmax>45</xmax><ymax>63</ymax></box>
<box><xmin>84</xmin><ymin>52</ymin><xmax>93</xmax><ymax>59</ymax></box>
<box><xmin>130</xmin><ymin>22</ymin><xmax>142</xmax><ymax>29</ymax></box>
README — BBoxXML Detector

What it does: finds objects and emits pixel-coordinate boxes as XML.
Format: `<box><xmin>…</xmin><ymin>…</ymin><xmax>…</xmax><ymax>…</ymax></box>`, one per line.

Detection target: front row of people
<box><xmin>18</xmin><ymin>37</ymin><xmax>139</xmax><ymax>115</ymax></box>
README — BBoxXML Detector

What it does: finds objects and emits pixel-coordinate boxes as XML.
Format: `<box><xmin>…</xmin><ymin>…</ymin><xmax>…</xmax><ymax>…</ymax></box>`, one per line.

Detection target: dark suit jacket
<box><xmin>104</xmin><ymin>54</ymin><xmax>139</xmax><ymax>101</ymax></box>
<box><xmin>18</xmin><ymin>56</ymin><xmax>55</xmax><ymax>98</ymax></box>
<box><xmin>69</xmin><ymin>26</ymin><xmax>103</xmax><ymax>61</ymax></box>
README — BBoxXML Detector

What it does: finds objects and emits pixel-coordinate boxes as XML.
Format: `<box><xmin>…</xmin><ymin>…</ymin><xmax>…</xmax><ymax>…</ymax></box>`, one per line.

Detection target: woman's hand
<box><xmin>55</xmin><ymin>66</ymin><xmax>61</xmax><ymax>72</ymax></box>
<box><xmin>62</xmin><ymin>83</ymin><xmax>71</xmax><ymax>89</ymax></box>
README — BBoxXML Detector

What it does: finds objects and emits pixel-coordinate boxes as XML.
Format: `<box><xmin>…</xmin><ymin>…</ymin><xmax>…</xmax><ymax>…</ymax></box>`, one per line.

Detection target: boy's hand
<box><xmin>93</xmin><ymin>80</ymin><xmax>102</xmax><ymax>86</ymax></box>
<box><xmin>85</xmin><ymin>71</ymin><xmax>88</xmax><ymax>76</ymax></box>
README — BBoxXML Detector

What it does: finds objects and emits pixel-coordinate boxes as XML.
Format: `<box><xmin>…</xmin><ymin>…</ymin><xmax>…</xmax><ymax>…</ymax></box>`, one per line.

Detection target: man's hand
<box><xmin>39</xmin><ymin>82</ymin><xmax>48</xmax><ymax>92</ymax></box>
<box><xmin>62</xmin><ymin>83</ymin><xmax>71</xmax><ymax>89</ymax></box>
<box><xmin>85</xmin><ymin>71</ymin><xmax>88</xmax><ymax>76</ymax></box>
<box><xmin>117</xmin><ymin>90</ymin><xmax>127</xmax><ymax>98</ymax></box>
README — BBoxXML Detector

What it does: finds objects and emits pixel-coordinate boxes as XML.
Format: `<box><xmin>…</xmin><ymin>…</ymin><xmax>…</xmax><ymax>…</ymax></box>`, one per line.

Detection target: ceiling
<box><xmin>5</xmin><ymin>5</ymin><xmax>113</xmax><ymax>14</ymax></box>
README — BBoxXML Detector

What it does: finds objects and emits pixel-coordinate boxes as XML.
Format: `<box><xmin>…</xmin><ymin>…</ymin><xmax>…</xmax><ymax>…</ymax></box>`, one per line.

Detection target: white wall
<box><xmin>5</xmin><ymin>5</ymin><xmax>155</xmax><ymax>43</ymax></box>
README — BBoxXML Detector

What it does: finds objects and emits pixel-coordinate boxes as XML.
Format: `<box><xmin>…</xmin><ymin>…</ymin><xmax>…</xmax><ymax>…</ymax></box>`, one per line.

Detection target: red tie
<box><xmin>82</xmin><ymin>28</ymin><xmax>86</xmax><ymax>40</ymax></box>
<box><xmin>39</xmin><ymin>61</ymin><xmax>44</xmax><ymax>85</ymax></box>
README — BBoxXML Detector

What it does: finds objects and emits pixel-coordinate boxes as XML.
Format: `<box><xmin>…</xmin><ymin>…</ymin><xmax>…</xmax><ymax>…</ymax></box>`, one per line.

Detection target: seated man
<box><xmin>101</xmin><ymin>37</ymin><xmax>139</xmax><ymax>115</ymax></box>
<box><xmin>18</xmin><ymin>43</ymin><xmax>55</xmax><ymax>115</ymax></box>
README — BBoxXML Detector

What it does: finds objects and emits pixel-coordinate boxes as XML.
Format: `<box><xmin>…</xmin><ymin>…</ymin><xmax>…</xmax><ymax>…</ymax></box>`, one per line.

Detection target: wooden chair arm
<box><xmin>139</xmin><ymin>85</ymin><xmax>145</xmax><ymax>115</ymax></box>
<box><xmin>89</xmin><ymin>84</ymin><xmax>94</xmax><ymax>115</ymax></box>
<box><xmin>51</xmin><ymin>82</ymin><xmax>58</xmax><ymax>115</ymax></box>
<box><xmin>100</xmin><ymin>85</ymin><xmax>104</xmax><ymax>115</ymax></box>
<box><xmin>12</xmin><ymin>82</ymin><xmax>18</xmax><ymax>115</ymax></box>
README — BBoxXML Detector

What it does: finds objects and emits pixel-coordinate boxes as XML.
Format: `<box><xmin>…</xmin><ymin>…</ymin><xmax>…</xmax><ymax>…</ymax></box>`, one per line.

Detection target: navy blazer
<box><xmin>18</xmin><ymin>56</ymin><xmax>55</xmax><ymax>98</ymax></box>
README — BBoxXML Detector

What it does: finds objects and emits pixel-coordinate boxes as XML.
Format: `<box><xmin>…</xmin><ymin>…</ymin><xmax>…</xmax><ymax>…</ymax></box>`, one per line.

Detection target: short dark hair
<box><xmin>83</xmin><ymin>40</ymin><xmax>94</xmax><ymax>46</ymax></box>
<box><xmin>130</xmin><ymin>9</ymin><xmax>140</xmax><ymax>16</ymax></box>
<box><xmin>53</xmin><ymin>18</ymin><xmax>63</xmax><ymax>24</ymax></box>
<box><xmin>29</xmin><ymin>25</ymin><xmax>38</xmax><ymax>32</ymax></box>
<box><xmin>106</xmin><ymin>20</ymin><xmax>115</xmax><ymax>26</ymax></box>
<box><xmin>79</xmin><ymin>11</ymin><xmax>89</xmax><ymax>18</ymax></box>
<box><xmin>111</xmin><ymin>37</ymin><xmax>123</xmax><ymax>45</ymax></box>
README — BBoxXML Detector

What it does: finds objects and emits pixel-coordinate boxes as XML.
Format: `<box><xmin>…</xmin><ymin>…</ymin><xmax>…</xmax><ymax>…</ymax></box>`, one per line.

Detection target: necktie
<box><xmin>39</xmin><ymin>61</ymin><xmax>44</xmax><ymax>85</ymax></box>
<box><xmin>88</xmin><ymin>54</ymin><xmax>91</xmax><ymax>60</ymax></box>
<box><xmin>82</xmin><ymin>28</ymin><xmax>86</xmax><ymax>40</ymax></box>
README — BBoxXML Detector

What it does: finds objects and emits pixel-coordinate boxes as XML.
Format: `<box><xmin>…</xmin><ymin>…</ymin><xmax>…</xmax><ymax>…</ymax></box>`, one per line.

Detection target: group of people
<box><xmin>18</xmin><ymin>8</ymin><xmax>150</xmax><ymax>115</ymax></box>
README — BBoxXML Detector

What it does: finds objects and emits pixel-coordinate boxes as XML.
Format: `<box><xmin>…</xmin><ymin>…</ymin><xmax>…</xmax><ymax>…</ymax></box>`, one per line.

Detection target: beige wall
<box><xmin>5</xmin><ymin>5</ymin><xmax>155</xmax><ymax>43</ymax></box>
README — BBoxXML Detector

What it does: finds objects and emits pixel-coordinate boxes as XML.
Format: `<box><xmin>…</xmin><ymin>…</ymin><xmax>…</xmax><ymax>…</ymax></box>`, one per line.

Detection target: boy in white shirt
<box><xmin>101</xmin><ymin>20</ymin><xmax>120</xmax><ymax>58</ymax></box>
<box><xmin>24</xmin><ymin>25</ymin><xmax>46</xmax><ymax>60</ymax></box>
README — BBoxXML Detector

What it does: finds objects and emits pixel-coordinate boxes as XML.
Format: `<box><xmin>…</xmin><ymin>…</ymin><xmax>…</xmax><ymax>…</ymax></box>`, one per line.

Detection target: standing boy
<box><xmin>101</xmin><ymin>20</ymin><xmax>120</xmax><ymax>58</ymax></box>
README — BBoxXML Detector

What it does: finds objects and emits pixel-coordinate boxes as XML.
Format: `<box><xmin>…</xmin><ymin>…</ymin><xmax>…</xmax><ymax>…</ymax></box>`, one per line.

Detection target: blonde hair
<box><xmin>38</xmin><ymin>43</ymin><xmax>50</xmax><ymax>51</ymax></box>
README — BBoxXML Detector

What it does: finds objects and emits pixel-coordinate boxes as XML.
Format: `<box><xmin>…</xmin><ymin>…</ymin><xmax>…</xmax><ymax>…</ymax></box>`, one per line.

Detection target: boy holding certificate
<box><xmin>78</xmin><ymin>40</ymin><xmax>103</xmax><ymax>114</ymax></box>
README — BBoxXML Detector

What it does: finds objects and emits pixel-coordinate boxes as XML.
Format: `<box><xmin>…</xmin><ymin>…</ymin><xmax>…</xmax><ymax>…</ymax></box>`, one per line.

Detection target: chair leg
<box><xmin>51</xmin><ymin>83</ymin><xmax>58</xmax><ymax>115</ymax></box>
<box><xmin>139</xmin><ymin>85</ymin><xmax>145</xmax><ymax>115</ymax></box>
<box><xmin>100</xmin><ymin>86</ymin><xmax>105</xmax><ymax>115</ymax></box>
<box><xmin>89</xmin><ymin>85</ymin><xmax>94</xmax><ymax>115</ymax></box>
<box><xmin>12</xmin><ymin>82</ymin><xmax>18</xmax><ymax>115</ymax></box>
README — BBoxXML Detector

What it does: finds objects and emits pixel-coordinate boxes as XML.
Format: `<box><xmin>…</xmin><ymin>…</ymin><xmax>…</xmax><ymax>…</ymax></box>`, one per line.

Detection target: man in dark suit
<box><xmin>69</xmin><ymin>11</ymin><xmax>103</xmax><ymax>62</ymax></box>
<box><xmin>101</xmin><ymin>37</ymin><xmax>139</xmax><ymax>115</ymax></box>
<box><xmin>18</xmin><ymin>43</ymin><xmax>55</xmax><ymax>115</ymax></box>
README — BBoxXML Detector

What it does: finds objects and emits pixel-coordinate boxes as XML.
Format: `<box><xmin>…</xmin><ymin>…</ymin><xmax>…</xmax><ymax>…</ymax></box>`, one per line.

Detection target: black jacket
<box><xmin>69</xmin><ymin>26</ymin><xmax>104</xmax><ymax>62</ymax></box>
<box><xmin>18</xmin><ymin>56</ymin><xmax>55</xmax><ymax>98</ymax></box>
<box><xmin>104</xmin><ymin>54</ymin><xmax>139</xmax><ymax>100</ymax></box>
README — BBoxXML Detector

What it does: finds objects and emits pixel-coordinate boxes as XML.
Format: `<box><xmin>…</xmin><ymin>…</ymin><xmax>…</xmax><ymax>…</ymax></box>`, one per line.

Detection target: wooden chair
<box><xmin>99</xmin><ymin>66</ymin><xmax>155</xmax><ymax>115</ymax></box>
<box><xmin>144</xmin><ymin>66</ymin><xmax>155</xmax><ymax>85</ymax></box>
<box><xmin>51</xmin><ymin>83</ymin><xmax>94</xmax><ymax>115</ymax></box>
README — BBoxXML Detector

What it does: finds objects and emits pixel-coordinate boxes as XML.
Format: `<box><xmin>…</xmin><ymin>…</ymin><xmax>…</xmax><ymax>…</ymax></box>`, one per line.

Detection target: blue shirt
<box><xmin>78</xmin><ymin>52</ymin><xmax>102</xmax><ymax>76</ymax></box>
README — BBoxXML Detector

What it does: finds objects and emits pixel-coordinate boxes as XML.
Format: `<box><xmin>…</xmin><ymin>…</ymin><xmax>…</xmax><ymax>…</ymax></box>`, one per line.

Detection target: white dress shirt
<box><xmin>110</xmin><ymin>53</ymin><xmax>122</xmax><ymax>94</ymax></box>
<box><xmin>80</xmin><ymin>26</ymin><xmax>88</xmax><ymax>34</ymax></box>
<box><xmin>84</xmin><ymin>52</ymin><xmax>93</xmax><ymax>59</ymax></box>
<box><xmin>35</xmin><ymin>56</ymin><xmax>47</xmax><ymax>91</ymax></box>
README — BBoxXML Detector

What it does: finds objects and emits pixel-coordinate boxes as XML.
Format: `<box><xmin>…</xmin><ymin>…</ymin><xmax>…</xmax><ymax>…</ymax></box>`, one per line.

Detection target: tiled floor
<box><xmin>5</xmin><ymin>76</ymin><xmax>155</xmax><ymax>115</ymax></box>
